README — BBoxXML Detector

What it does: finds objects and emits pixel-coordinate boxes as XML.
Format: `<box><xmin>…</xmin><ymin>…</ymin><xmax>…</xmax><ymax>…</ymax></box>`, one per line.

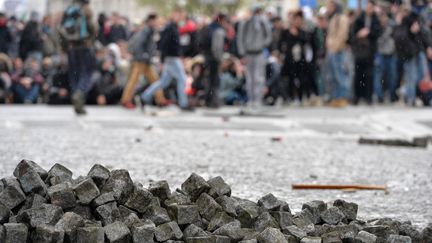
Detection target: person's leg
<box><xmin>253</xmin><ymin>53</ymin><xmax>266</xmax><ymax>107</ymax></box>
<box><xmin>141</xmin><ymin>60</ymin><xmax>173</xmax><ymax>104</ymax></box>
<box><xmin>11</xmin><ymin>83</ymin><xmax>27</xmax><ymax>103</ymax></box>
<box><xmin>387</xmin><ymin>55</ymin><xmax>398</xmax><ymax>102</ymax></box>
<box><xmin>374</xmin><ymin>54</ymin><xmax>384</xmax><ymax>101</ymax></box>
<box><xmin>170</xmin><ymin>58</ymin><xmax>188</xmax><ymax>108</ymax></box>
<box><xmin>142</xmin><ymin>63</ymin><xmax>166</xmax><ymax>105</ymax></box>
<box><xmin>121</xmin><ymin>62</ymin><xmax>143</xmax><ymax>104</ymax></box>
<box><xmin>364</xmin><ymin>60</ymin><xmax>374</xmax><ymax>104</ymax></box>
<box><xmin>403</xmin><ymin>56</ymin><xmax>417</xmax><ymax>105</ymax></box>
<box><xmin>327</xmin><ymin>53</ymin><xmax>339</xmax><ymax>100</ymax></box>
<box><xmin>245</xmin><ymin>55</ymin><xmax>255</xmax><ymax>106</ymax></box>
<box><xmin>78</xmin><ymin>48</ymin><xmax>96</xmax><ymax>93</ymax></box>
<box><xmin>205</xmin><ymin>58</ymin><xmax>220</xmax><ymax>107</ymax></box>
<box><xmin>25</xmin><ymin>84</ymin><xmax>40</xmax><ymax>103</ymax></box>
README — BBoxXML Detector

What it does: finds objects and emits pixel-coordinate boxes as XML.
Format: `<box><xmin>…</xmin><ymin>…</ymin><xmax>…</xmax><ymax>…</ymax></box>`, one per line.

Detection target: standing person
<box><xmin>140</xmin><ymin>8</ymin><xmax>193</xmax><ymax>111</ymax></box>
<box><xmin>237</xmin><ymin>5</ymin><xmax>272</xmax><ymax>111</ymax></box>
<box><xmin>394</xmin><ymin>11</ymin><xmax>432</xmax><ymax>106</ymax></box>
<box><xmin>121</xmin><ymin>13</ymin><xmax>166</xmax><ymax>109</ymax></box>
<box><xmin>326</xmin><ymin>0</ymin><xmax>351</xmax><ymax>108</ymax></box>
<box><xmin>19</xmin><ymin>12</ymin><xmax>44</xmax><ymax>61</ymax></box>
<box><xmin>108</xmin><ymin>12</ymin><xmax>128</xmax><ymax>44</ymax></box>
<box><xmin>59</xmin><ymin>0</ymin><xmax>96</xmax><ymax>115</ymax></box>
<box><xmin>203</xmin><ymin>13</ymin><xmax>230</xmax><ymax>108</ymax></box>
<box><xmin>279</xmin><ymin>10</ymin><xmax>308</xmax><ymax>104</ymax></box>
<box><xmin>374</xmin><ymin>11</ymin><xmax>398</xmax><ymax>103</ymax></box>
<box><xmin>0</xmin><ymin>13</ymin><xmax>12</xmax><ymax>55</ymax></box>
<box><xmin>351</xmin><ymin>0</ymin><xmax>381</xmax><ymax>105</ymax></box>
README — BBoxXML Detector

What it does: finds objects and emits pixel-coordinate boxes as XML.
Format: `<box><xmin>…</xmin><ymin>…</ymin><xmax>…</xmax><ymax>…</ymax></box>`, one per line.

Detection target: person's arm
<box><xmin>236</xmin><ymin>21</ymin><xmax>245</xmax><ymax>57</ymax></box>
<box><xmin>262</xmin><ymin>19</ymin><xmax>273</xmax><ymax>47</ymax></box>
<box><xmin>211</xmin><ymin>28</ymin><xmax>225</xmax><ymax>61</ymax></box>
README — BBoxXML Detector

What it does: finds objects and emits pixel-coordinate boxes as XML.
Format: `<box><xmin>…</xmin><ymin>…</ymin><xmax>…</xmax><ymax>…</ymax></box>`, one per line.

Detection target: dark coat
<box><xmin>351</xmin><ymin>12</ymin><xmax>381</xmax><ymax>61</ymax></box>
<box><xmin>159</xmin><ymin>22</ymin><xmax>182</xmax><ymax>61</ymax></box>
<box><xmin>0</xmin><ymin>25</ymin><xmax>12</xmax><ymax>54</ymax></box>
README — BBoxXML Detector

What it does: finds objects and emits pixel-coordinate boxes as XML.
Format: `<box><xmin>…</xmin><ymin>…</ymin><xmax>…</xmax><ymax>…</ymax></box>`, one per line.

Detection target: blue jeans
<box><xmin>68</xmin><ymin>48</ymin><xmax>96</xmax><ymax>93</ymax></box>
<box><xmin>374</xmin><ymin>54</ymin><xmax>397</xmax><ymax>101</ymax></box>
<box><xmin>141</xmin><ymin>57</ymin><xmax>188</xmax><ymax>108</ymax></box>
<box><xmin>403</xmin><ymin>52</ymin><xmax>426</xmax><ymax>105</ymax></box>
<box><xmin>12</xmin><ymin>83</ymin><xmax>40</xmax><ymax>103</ymax></box>
<box><xmin>327</xmin><ymin>51</ymin><xmax>351</xmax><ymax>99</ymax></box>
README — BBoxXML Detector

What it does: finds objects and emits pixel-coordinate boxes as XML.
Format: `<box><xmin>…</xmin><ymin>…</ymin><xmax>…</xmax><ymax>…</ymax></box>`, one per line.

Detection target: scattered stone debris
<box><xmin>0</xmin><ymin>159</ymin><xmax>430</xmax><ymax>243</ymax></box>
<box><xmin>359</xmin><ymin>136</ymin><xmax>430</xmax><ymax>148</ymax></box>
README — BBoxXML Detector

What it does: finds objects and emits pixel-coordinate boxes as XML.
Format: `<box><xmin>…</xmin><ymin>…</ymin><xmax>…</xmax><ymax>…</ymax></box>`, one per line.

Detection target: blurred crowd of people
<box><xmin>1</xmin><ymin>0</ymin><xmax>432</xmax><ymax>114</ymax></box>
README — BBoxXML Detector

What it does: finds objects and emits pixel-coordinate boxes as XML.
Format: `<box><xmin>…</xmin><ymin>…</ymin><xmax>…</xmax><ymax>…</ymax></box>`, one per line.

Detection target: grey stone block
<box><xmin>333</xmin><ymin>200</ymin><xmax>358</xmax><ymax>222</ymax></box>
<box><xmin>387</xmin><ymin>234</ymin><xmax>412</xmax><ymax>243</ymax></box>
<box><xmin>258</xmin><ymin>194</ymin><xmax>283</xmax><ymax>211</ymax></box>
<box><xmin>123</xmin><ymin>212</ymin><xmax>141</xmax><ymax>228</ymax></box>
<box><xmin>321</xmin><ymin>231</ymin><xmax>342</xmax><ymax>243</ymax></box>
<box><xmin>271</xmin><ymin>211</ymin><xmax>294</xmax><ymax>229</ymax></box>
<box><xmin>239</xmin><ymin>240</ymin><xmax>258</xmax><ymax>243</ymax></box>
<box><xmin>0</xmin><ymin>225</ymin><xmax>5</xmax><ymax>243</ymax></box>
<box><xmin>301</xmin><ymin>236</ymin><xmax>322</xmax><ymax>243</ymax></box>
<box><xmin>165</xmin><ymin>191</ymin><xmax>192</xmax><ymax>206</ymax></box>
<box><xmin>154</xmin><ymin>221</ymin><xmax>183</xmax><ymax>242</ymax></box>
<box><xmin>283</xmin><ymin>225</ymin><xmax>307</xmax><ymax>240</ymax></box>
<box><xmin>76</xmin><ymin>226</ymin><xmax>105</xmax><ymax>243</ymax></box>
<box><xmin>168</xmin><ymin>204</ymin><xmax>200</xmax><ymax>225</ymax></box>
<box><xmin>124</xmin><ymin>185</ymin><xmax>154</xmax><ymax>214</ymax></box>
<box><xmin>104</xmin><ymin>221</ymin><xmax>131</xmax><ymax>243</ymax></box>
<box><xmin>0</xmin><ymin>202</ymin><xmax>11</xmax><ymax>224</ymax></box>
<box><xmin>32</xmin><ymin>224</ymin><xmax>65</xmax><ymax>243</ymax></box>
<box><xmin>398</xmin><ymin>223</ymin><xmax>421</xmax><ymax>242</ymax></box>
<box><xmin>13</xmin><ymin>159</ymin><xmax>48</xmax><ymax>181</ymax></box>
<box><xmin>101</xmin><ymin>169</ymin><xmax>134</xmax><ymax>205</ymax></box>
<box><xmin>149</xmin><ymin>180</ymin><xmax>171</xmax><ymax>204</ymax></box>
<box><xmin>302</xmin><ymin>200</ymin><xmax>327</xmax><ymax>224</ymax></box>
<box><xmin>215</xmin><ymin>195</ymin><xmax>237</xmax><ymax>217</ymax></box>
<box><xmin>17</xmin><ymin>203</ymin><xmax>63</xmax><ymax>227</ymax></box>
<box><xmin>207</xmin><ymin>176</ymin><xmax>231</xmax><ymax>198</ymax></box>
<box><xmin>47</xmin><ymin>183</ymin><xmax>76</xmax><ymax>210</ymax></box>
<box><xmin>141</xmin><ymin>205</ymin><xmax>170</xmax><ymax>225</ymax></box>
<box><xmin>88</xmin><ymin>164</ymin><xmax>110</xmax><ymax>189</ymax></box>
<box><xmin>257</xmin><ymin>227</ymin><xmax>288</xmax><ymax>243</ymax></box>
<box><xmin>54</xmin><ymin>212</ymin><xmax>85</xmax><ymax>242</ymax></box>
<box><xmin>92</xmin><ymin>192</ymin><xmax>116</xmax><ymax>208</ymax></box>
<box><xmin>212</xmin><ymin>220</ymin><xmax>247</xmax><ymax>241</ymax></box>
<box><xmin>73</xmin><ymin>178</ymin><xmax>100</xmax><ymax>205</ymax></box>
<box><xmin>47</xmin><ymin>164</ymin><xmax>73</xmax><ymax>186</ymax></box>
<box><xmin>236</xmin><ymin>201</ymin><xmax>260</xmax><ymax>228</ymax></box>
<box><xmin>4</xmin><ymin>223</ymin><xmax>28</xmax><ymax>243</ymax></box>
<box><xmin>421</xmin><ymin>223</ymin><xmax>432</xmax><ymax>243</ymax></box>
<box><xmin>17</xmin><ymin>169</ymin><xmax>47</xmax><ymax>196</ymax></box>
<box><xmin>321</xmin><ymin>207</ymin><xmax>345</xmax><ymax>225</ymax></box>
<box><xmin>207</xmin><ymin>211</ymin><xmax>236</xmax><ymax>232</ymax></box>
<box><xmin>254</xmin><ymin>212</ymin><xmax>279</xmax><ymax>232</ymax></box>
<box><xmin>181</xmin><ymin>173</ymin><xmax>210</xmax><ymax>201</ymax></box>
<box><xmin>197</xmin><ymin>193</ymin><xmax>223</xmax><ymax>221</ymax></box>
<box><xmin>132</xmin><ymin>223</ymin><xmax>155</xmax><ymax>243</ymax></box>
<box><xmin>95</xmin><ymin>202</ymin><xmax>120</xmax><ymax>226</ymax></box>
<box><xmin>355</xmin><ymin>231</ymin><xmax>377</xmax><ymax>243</ymax></box>
<box><xmin>66</xmin><ymin>205</ymin><xmax>93</xmax><ymax>220</ymax></box>
<box><xmin>183</xmin><ymin>224</ymin><xmax>208</xmax><ymax>239</ymax></box>
<box><xmin>363</xmin><ymin>225</ymin><xmax>394</xmax><ymax>243</ymax></box>
<box><xmin>0</xmin><ymin>183</ymin><xmax>26</xmax><ymax>210</ymax></box>
<box><xmin>187</xmin><ymin>235</ymin><xmax>231</xmax><ymax>243</ymax></box>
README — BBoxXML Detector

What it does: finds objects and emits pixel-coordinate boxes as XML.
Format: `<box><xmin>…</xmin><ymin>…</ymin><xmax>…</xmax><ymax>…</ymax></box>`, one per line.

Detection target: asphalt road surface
<box><xmin>0</xmin><ymin>105</ymin><xmax>431</xmax><ymax>228</ymax></box>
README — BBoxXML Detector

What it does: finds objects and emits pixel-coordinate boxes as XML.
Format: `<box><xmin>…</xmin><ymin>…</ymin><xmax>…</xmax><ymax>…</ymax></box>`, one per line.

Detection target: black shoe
<box><xmin>72</xmin><ymin>91</ymin><xmax>86</xmax><ymax>115</ymax></box>
<box><xmin>180</xmin><ymin>106</ymin><xmax>195</xmax><ymax>112</ymax></box>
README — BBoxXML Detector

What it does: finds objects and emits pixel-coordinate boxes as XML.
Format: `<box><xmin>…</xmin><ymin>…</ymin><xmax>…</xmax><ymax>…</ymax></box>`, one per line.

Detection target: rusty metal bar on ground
<box><xmin>292</xmin><ymin>184</ymin><xmax>387</xmax><ymax>191</ymax></box>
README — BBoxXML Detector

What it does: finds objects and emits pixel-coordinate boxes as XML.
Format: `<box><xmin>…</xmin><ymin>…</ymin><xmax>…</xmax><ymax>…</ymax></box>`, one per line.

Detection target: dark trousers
<box><xmin>283</xmin><ymin>61</ymin><xmax>305</xmax><ymax>101</ymax></box>
<box><xmin>68</xmin><ymin>48</ymin><xmax>95</xmax><ymax>93</ymax></box>
<box><xmin>354</xmin><ymin>60</ymin><xmax>374</xmax><ymax>103</ymax></box>
<box><xmin>205</xmin><ymin>57</ymin><xmax>220</xmax><ymax>107</ymax></box>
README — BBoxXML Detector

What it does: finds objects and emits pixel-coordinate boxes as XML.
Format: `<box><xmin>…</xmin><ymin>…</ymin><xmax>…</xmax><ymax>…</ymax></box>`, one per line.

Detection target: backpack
<box><xmin>197</xmin><ymin>23</ymin><xmax>220</xmax><ymax>54</ymax></box>
<box><xmin>59</xmin><ymin>4</ymin><xmax>89</xmax><ymax>42</ymax></box>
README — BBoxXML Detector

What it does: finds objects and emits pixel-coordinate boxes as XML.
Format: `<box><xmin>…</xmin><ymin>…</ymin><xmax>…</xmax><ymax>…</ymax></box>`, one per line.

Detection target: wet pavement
<box><xmin>0</xmin><ymin>105</ymin><xmax>431</xmax><ymax>228</ymax></box>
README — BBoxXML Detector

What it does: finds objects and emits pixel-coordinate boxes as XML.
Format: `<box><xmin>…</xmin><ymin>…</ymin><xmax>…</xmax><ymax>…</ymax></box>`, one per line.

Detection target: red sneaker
<box><xmin>158</xmin><ymin>100</ymin><xmax>174</xmax><ymax>107</ymax></box>
<box><xmin>122</xmin><ymin>102</ymin><xmax>136</xmax><ymax>109</ymax></box>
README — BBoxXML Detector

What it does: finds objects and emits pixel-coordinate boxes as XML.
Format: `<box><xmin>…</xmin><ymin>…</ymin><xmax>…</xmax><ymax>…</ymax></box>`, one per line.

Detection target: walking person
<box><xmin>326</xmin><ymin>0</ymin><xmax>351</xmax><ymax>108</ymax></box>
<box><xmin>140</xmin><ymin>8</ymin><xmax>193</xmax><ymax>111</ymax></box>
<box><xmin>237</xmin><ymin>5</ymin><xmax>272</xmax><ymax>112</ymax></box>
<box><xmin>351</xmin><ymin>0</ymin><xmax>381</xmax><ymax>105</ymax></box>
<box><xmin>59</xmin><ymin>0</ymin><xmax>96</xmax><ymax>115</ymax></box>
<box><xmin>121</xmin><ymin>13</ymin><xmax>166</xmax><ymax>109</ymax></box>
<box><xmin>202</xmin><ymin>13</ymin><xmax>230</xmax><ymax>108</ymax></box>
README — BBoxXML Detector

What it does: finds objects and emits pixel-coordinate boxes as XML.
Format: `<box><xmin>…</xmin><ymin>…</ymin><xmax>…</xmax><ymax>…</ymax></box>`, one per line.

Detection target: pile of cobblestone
<box><xmin>0</xmin><ymin>160</ymin><xmax>431</xmax><ymax>243</ymax></box>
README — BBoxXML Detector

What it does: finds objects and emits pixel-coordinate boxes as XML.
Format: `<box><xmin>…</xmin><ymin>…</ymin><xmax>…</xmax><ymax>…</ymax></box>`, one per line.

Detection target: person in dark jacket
<box><xmin>0</xmin><ymin>13</ymin><xmax>12</xmax><ymax>55</ymax></box>
<box><xmin>108</xmin><ymin>12</ymin><xmax>128</xmax><ymax>44</ymax></box>
<box><xmin>394</xmin><ymin>11</ymin><xmax>432</xmax><ymax>105</ymax></box>
<box><xmin>279</xmin><ymin>10</ymin><xmax>308</xmax><ymax>103</ymax></box>
<box><xmin>121</xmin><ymin>13</ymin><xmax>166</xmax><ymax>109</ymax></box>
<box><xmin>60</xmin><ymin>0</ymin><xmax>97</xmax><ymax>115</ymax></box>
<box><xmin>141</xmin><ymin>8</ymin><xmax>193</xmax><ymax>111</ymax></box>
<box><xmin>351</xmin><ymin>0</ymin><xmax>381</xmax><ymax>105</ymax></box>
<box><xmin>19</xmin><ymin>12</ymin><xmax>44</xmax><ymax>61</ymax></box>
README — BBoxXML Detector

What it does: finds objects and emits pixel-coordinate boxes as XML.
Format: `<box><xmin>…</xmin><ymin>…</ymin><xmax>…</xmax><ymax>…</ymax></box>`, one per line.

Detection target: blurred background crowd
<box><xmin>0</xmin><ymin>0</ymin><xmax>432</xmax><ymax>110</ymax></box>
